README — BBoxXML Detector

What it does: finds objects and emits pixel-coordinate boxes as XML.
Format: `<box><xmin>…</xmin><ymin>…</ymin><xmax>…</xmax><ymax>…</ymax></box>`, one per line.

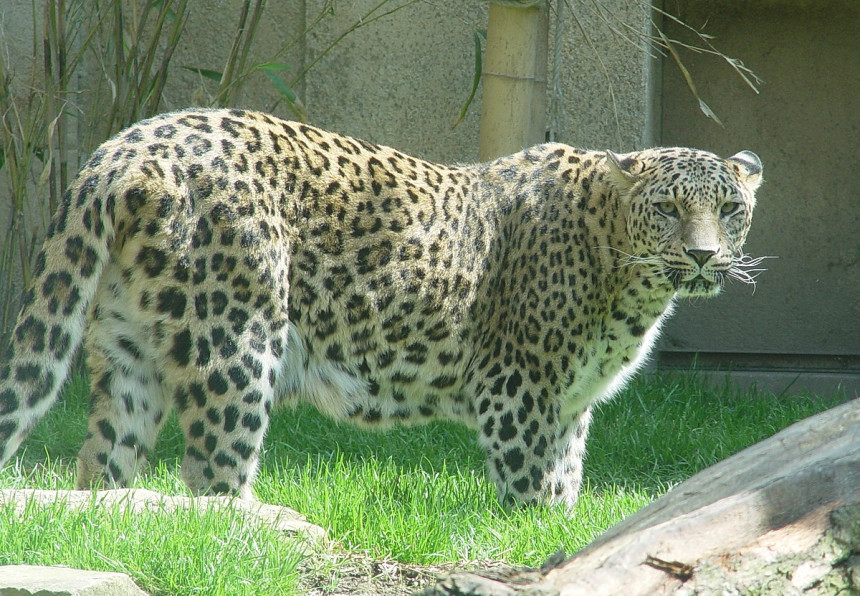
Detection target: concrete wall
<box><xmin>0</xmin><ymin>1</ymin><xmax>306</xmax><ymax>245</ymax></box>
<box><xmin>0</xmin><ymin>0</ymin><xmax>657</xmax><ymax>168</ymax></box>
<box><xmin>0</xmin><ymin>0</ymin><xmax>655</xmax><ymax>265</ymax></box>
<box><xmin>656</xmin><ymin>0</ymin><xmax>860</xmax><ymax>397</ymax></box>
<box><xmin>0</xmin><ymin>1</ymin><xmax>308</xmax><ymax>321</ymax></box>
<box><xmin>301</xmin><ymin>0</ymin><xmax>657</xmax><ymax>156</ymax></box>
<box><xmin>548</xmin><ymin>0</ymin><xmax>657</xmax><ymax>151</ymax></box>
<box><xmin>2</xmin><ymin>1</ymin><xmax>854</xmax><ymax>396</ymax></box>
<box><xmin>301</xmin><ymin>0</ymin><xmax>487</xmax><ymax>162</ymax></box>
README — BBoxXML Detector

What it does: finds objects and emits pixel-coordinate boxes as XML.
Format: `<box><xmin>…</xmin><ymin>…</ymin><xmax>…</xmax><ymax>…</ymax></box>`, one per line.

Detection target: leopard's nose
<box><xmin>685</xmin><ymin>247</ymin><xmax>718</xmax><ymax>268</ymax></box>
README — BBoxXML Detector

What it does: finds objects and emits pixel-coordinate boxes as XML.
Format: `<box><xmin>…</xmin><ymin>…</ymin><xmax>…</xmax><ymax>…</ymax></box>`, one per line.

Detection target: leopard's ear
<box><xmin>605</xmin><ymin>151</ymin><xmax>640</xmax><ymax>192</ymax></box>
<box><xmin>727</xmin><ymin>150</ymin><xmax>763</xmax><ymax>192</ymax></box>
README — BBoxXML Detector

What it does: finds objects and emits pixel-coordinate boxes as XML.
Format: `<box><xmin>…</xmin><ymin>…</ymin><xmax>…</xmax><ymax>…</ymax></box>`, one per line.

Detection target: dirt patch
<box><xmin>299</xmin><ymin>553</ymin><xmax>502</xmax><ymax>595</ymax></box>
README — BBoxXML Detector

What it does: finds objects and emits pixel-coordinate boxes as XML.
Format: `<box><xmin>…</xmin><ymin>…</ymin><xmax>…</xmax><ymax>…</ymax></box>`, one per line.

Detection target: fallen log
<box><xmin>419</xmin><ymin>398</ymin><xmax>860</xmax><ymax>595</ymax></box>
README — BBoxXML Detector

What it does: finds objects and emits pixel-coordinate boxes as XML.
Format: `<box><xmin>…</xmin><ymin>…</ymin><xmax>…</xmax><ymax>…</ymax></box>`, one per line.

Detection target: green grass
<box><xmin>0</xmin><ymin>497</ymin><xmax>303</xmax><ymax>595</ymax></box>
<box><xmin>0</xmin><ymin>372</ymin><xmax>842</xmax><ymax>594</ymax></box>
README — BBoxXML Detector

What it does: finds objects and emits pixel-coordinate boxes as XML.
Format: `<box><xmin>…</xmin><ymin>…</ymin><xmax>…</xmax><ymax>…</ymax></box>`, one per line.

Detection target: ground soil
<box><xmin>298</xmin><ymin>553</ymin><xmax>505</xmax><ymax>595</ymax></box>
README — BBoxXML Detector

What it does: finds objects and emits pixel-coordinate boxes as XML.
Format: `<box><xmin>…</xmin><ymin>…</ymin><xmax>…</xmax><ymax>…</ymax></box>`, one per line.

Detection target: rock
<box><xmin>0</xmin><ymin>565</ymin><xmax>148</xmax><ymax>596</ymax></box>
<box><xmin>0</xmin><ymin>488</ymin><xmax>327</xmax><ymax>544</ymax></box>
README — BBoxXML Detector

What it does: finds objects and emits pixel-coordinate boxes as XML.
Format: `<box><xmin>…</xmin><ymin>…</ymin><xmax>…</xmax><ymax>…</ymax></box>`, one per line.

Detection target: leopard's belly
<box><xmin>274</xmin><ymin>318</ymin><xmax>478</xmax><ymax>428</ymax></box>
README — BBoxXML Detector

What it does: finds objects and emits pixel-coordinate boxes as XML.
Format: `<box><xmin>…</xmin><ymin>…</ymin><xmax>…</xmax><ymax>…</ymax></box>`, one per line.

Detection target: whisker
<box><xmin>734</xmin><ymin>253</ymin><xmax>777</xmax><ymax>268</ymax></box>
<box><xmin>728</xmin><ymin>254</ymin><xmax>776</xmax><ymax>294</ymax></box>
<box><xmin>593</xmin><ymin>246</ymin><xmax>662</xmax><ymax>269</ymax></box>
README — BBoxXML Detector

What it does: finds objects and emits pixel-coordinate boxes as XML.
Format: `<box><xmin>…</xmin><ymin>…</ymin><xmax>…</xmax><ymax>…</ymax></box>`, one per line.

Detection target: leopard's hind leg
<box><xmin>171</xmin><ymin>311</ymin><xmax>286</xmax><ymax>500</ymax></box>
<box><xmin>76</xmin><ymin>264</ymin><xmax>170</xmax><ymax>489</ymax></box>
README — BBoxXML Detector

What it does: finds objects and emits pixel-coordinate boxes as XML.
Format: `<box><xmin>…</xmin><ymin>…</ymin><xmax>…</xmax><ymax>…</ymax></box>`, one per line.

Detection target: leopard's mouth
<box><xmin>666</xmin><ymin>268</ymin><xmax>723</xmax><ymax>298</ymax></box>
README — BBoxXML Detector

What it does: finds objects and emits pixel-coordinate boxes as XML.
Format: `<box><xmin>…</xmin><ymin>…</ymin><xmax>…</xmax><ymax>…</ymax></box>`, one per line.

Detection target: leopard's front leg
<box><xmin>541</xmin><ymin>406</ymin><xmax>592</xmax><ymax>509</ymax></box>
<box><xmin>475</xmin><ymin>384</ymin><xmax>593</xmax><ymax>509</ymax></box>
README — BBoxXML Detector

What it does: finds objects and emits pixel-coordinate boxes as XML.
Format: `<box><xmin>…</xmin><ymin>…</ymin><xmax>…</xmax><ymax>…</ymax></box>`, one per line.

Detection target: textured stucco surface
<box><xmin>302</xmin><ymin>0</ymin><xmax>488</xmax><ymax>162</ymax></box>
<box><xmin>0</xmin><ymin>0</ymin><xmax>657</xmax><ymax>257</ymax></box>
<box><xmin>0</xmin><ymin>2</ymin><xmax>306</xmax><ymax>302</ymax></box>
<box><xmin>547</xmin><ymin>0</ymin><xmax>657</xmax><ymax>151</ymax></box>
<box><xmin>0</xmin><ymin>1</ymin><xmax>657</xmax><ymax>172</ymax></box>
<box><xmin>300</xmin><ymin>0</ymin><xmax>657</xmax><ymax>158</ymax></box>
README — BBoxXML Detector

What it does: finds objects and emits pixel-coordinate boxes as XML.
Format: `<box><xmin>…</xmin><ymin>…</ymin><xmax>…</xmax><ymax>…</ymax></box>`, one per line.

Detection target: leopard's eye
<box><xmin>655</xmin><ymin>201</ymin><xmax>679</xmax><ymax>217</ymax></box>
<box><xmin>719</xmin><ymin>201</ymin><xmax>742</xmax><ymax>217</ymax></box>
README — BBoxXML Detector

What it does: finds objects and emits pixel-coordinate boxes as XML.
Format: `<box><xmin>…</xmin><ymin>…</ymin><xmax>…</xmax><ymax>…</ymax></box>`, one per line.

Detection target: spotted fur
<box><xmin>0</xmin><ymin>108</ymin><xmax>763</xmax><ymax>507</ymax></box>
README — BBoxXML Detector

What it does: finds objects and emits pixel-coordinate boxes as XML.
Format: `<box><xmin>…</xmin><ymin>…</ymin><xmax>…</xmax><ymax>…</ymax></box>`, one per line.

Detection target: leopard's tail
<box><xmin>0</xmin><ymin>158</ymin><xmax>117</xmax><ymax>467</ymax></box>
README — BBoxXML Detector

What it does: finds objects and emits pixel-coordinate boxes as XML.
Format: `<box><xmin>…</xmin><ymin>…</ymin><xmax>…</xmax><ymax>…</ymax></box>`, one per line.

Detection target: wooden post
<box><xmin>478</xmin><ymin>2</ymin><xmax>548</xmax><ymax>161</ymax></box>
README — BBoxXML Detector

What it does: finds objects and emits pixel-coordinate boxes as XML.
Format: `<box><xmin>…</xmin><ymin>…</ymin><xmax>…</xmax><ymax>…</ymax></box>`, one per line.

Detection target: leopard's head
<box><xmin>606</xmin><ymin>147</ymin><xmax>763</xmax><ymax>298</ymax></box>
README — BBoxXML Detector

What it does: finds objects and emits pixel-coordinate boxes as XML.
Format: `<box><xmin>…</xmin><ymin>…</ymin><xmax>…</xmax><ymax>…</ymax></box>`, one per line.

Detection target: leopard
<box><xmin>0</xmin><ymin>108</ymin><xmax>763</xmax><ymax>508</ymax></box>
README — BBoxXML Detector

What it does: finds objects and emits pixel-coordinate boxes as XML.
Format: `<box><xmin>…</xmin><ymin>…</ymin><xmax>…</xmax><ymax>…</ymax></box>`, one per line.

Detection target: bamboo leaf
<box><xmin>697</xmin><ymin>98</ymin><xmax>723</xmax><ymax>127</ymax></box>
<box><xmin>182</xmin><ymin>66</ymin><xmax>224</xmax><ymax>82</ymax></box>
<box><xmin>261</xmin><ymin>70</ymin><xmax>297</xmax><ymax>103</ymax></box>
<box><xmin>261</xmin><ymin>70</ymin><xmax>307</xmax><ymax>122</ymax></box>
<box><xmin>285</xmin><ymin>98</ymin><xmax>308</xmax><ymax>123</ymax></box>
<box><xmin>255</xmin><ymin>61</ymin><xmax>291</xmax><ymax>72</ymax></box>
<box><xmin>149</xmin><ymin>0</ymin><xmax>178</xmax><ymax>21</ymax></box>
<box><xmin>452</xmin><ymin>29</ymin><xmax>484</xmax><ymax>129</ymax></box>
<box><xmin>37</xmin><ymin>111</ymin><xmax>62</xmax><ymax>191</ymax></box>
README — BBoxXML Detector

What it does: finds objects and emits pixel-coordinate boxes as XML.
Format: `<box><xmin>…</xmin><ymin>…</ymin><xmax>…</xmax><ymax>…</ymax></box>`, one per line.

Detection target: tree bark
<box><xmin>418</xmin><ymin>398</ymin><xmax>860</xmax><ymax>595</ymax></box>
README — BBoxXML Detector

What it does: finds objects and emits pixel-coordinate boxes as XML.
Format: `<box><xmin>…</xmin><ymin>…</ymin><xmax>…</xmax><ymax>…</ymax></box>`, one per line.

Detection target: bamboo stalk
<box><xmin>478</xmin><ymin>2</ymin><xmax>548</xmax><ymax>161</ymax></box>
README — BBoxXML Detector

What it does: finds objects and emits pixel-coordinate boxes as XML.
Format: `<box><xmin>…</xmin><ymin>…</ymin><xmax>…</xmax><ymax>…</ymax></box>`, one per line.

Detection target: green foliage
<box><xmin>0</xmin><ymin>0</ymin><xmax>193</xmax><ymax>342</ymax></box>
<box><xmin>0</xmin><ymin>371</ymin><xmax>838</xmax><ymax>593</ymax></box>
<box><xmin>452</xmin><ymin>29</ymin><xmax>486</xmax><ymax>129</ymax></box>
